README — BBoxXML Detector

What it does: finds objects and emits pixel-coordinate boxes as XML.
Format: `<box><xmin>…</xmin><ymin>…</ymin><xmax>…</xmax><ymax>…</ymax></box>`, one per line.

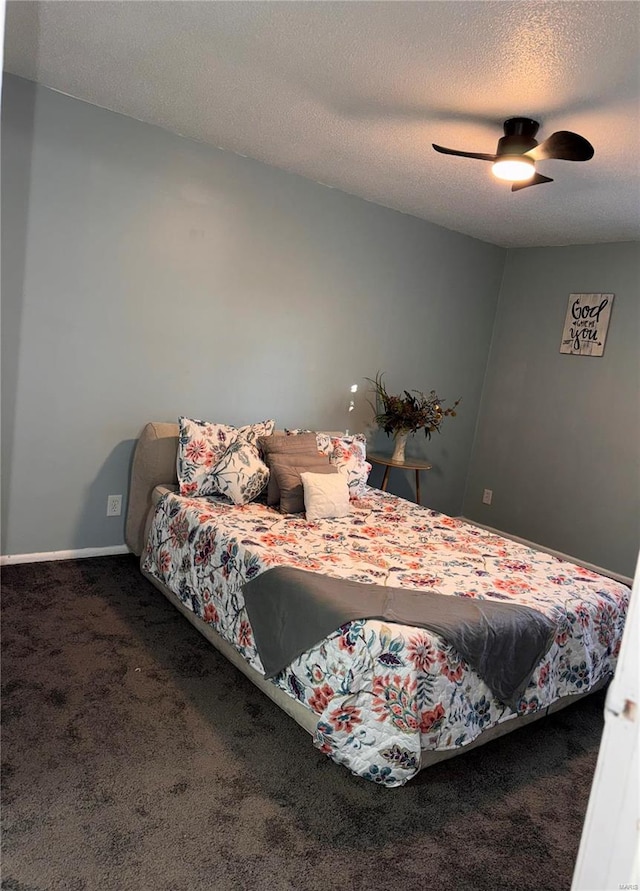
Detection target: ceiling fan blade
<box><xmin>432</xmin><ymin>144</ymin><xmax>496</xmax><ymax>162</ymax></box>
<box><xmin>511</xmin><ymin>173</ymin><xmax>554</xmax><ymax>192</ymax></box>
<box><xmin>525</xmin><ymin>131</ymin><xmax>594</xmax><ymax>162</ymax></box>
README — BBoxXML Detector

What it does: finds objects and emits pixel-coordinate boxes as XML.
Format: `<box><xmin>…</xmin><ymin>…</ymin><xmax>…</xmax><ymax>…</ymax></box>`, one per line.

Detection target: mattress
<box><xmin>142</xmin><ymin>486</ymin><xmax>628</xmax><ymax>786</ymax></box>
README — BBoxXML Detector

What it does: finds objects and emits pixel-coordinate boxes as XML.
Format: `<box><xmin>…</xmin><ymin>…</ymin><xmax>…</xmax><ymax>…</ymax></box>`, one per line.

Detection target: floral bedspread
<box><xmin>142</xmin><ymin>487</ymin><xmax>628</xmax><ymax>786</ymax></box>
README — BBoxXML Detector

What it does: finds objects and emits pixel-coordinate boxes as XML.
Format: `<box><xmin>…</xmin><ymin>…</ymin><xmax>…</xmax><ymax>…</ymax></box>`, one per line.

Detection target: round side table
<box><xmin>367</xmin><ymin>452</ymin><xmax>433</xmax><ymax>505</ymax></box>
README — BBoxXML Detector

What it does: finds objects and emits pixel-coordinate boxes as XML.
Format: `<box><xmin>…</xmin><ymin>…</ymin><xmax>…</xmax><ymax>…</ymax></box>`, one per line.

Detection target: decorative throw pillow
<box><xmin>322</xmin><ymin>434</ymin><xmax>371</xmax><ymax>499</ymax></box>
<box><xmin>209</xmin><ymin>438</ymin><xmax>270</xmax><ymax>505</ymax></box>
<box><xmin>301</xmin><ymin>471</ymin><xmax>351</xmax><ymax>521</ymax></box>
<box><xmin>258</xmin><ymin>433</ymin><xmax>323</xmax><ymax>505</ymax></box>
<box><xmin>283</xmin><ymin>430</ymin><xmax>371</xmax><ymax>498</ymax></box>
<box><xmin>271</xmin><ymin>459</ymin><xmax>336</xmax><ymax>514</ymax></box>
<box><xmin>284</xmin><ymin>429</ymin><xmax>336</xmax><ymax>454</ymax></box>
<box><xmin>177</xmin><ymin>417</ymin><xmax>275</xmax><ymax>496</ymax></box>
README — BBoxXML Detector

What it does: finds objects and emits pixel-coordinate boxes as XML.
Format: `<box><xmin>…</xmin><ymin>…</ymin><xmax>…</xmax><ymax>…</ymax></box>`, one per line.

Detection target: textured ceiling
<box><xmin>4</xmin><ymin>1</ymin><xmax>640</xmax><ymax>247</ymax></box>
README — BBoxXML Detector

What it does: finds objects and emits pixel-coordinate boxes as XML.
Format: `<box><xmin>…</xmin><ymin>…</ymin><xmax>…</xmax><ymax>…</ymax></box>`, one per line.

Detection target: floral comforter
<box><xmin>142</xmin><ymin>487</ymin><xmax>628</xmax><ymax>786</ymax></box>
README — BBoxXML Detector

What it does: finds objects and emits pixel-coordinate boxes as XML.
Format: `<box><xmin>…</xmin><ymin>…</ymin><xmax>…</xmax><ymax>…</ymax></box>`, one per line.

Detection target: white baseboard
<box><xmin>0</xmin><ymin>545</ymin><xmax>131</xmax><ymax>566</ymax></box>
<box><xmin>459</xmin><ymin>517</ymin><xmax>633</xmax><ymax>587</ymax></box>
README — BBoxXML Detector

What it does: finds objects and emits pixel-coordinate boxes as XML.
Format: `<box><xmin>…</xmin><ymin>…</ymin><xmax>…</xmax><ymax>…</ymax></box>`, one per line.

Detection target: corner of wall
<box><xmin>460</xmin><ymin>249</ymin><xmax>511</xmax><ymax>513</ymax></box>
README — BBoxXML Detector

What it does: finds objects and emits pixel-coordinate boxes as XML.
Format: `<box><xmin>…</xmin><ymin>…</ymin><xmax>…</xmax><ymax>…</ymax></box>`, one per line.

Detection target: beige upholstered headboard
<box><xmin>125</xmin><ymin>422</ymin><xmax>179</xmax><ymax>556</ymax></box>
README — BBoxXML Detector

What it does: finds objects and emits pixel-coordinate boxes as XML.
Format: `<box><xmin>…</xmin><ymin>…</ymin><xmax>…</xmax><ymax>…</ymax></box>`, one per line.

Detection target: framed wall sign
<box><xmin>560</xmin><ymin>293</ymin><xmax>614</xmax><ymax>357</ymax></box>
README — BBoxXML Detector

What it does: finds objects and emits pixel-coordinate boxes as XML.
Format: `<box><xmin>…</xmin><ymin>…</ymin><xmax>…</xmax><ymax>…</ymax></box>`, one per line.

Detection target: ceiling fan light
<box><xmin>492</xmin><ymin>156</ymin><xmax>535</xmax><ymax>182</ymax></box>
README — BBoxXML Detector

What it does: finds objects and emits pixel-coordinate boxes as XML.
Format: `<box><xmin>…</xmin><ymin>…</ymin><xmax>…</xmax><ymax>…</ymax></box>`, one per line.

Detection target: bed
<box><xmin>125</xmin><ymin>421</ymin><xmax>629</xmax><ymax>787</ymax></box>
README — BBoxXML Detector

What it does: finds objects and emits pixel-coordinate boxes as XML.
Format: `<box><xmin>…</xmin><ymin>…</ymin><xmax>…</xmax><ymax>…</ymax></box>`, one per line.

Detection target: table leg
<box><xmin>381</xmin><ymin>466</ymin><xmax>391</xmax><ymax>491</ymax></box>
<box><xmin>415</xmin><ymin>469</ymin><xmax>421</xmax><ymax>505</ymax></box>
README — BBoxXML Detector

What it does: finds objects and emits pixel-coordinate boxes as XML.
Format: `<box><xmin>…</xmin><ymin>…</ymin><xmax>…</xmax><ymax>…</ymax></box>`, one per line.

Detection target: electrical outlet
<box><xmin>482</xmin><ymin>488</ymin><xmax>493</xmax><ymax>506</ymax></box>
<box><xmin>106</xmin><ymin>494</ymin><xmax>122</xmax><ymax>517</ymax></box>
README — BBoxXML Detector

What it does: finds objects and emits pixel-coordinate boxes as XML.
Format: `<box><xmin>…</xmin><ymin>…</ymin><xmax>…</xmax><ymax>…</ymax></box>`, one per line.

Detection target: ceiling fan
<box><xmin>432</xmin><ymin>117</ymin><xmax>594</xmax><ymax>191</ymax></box>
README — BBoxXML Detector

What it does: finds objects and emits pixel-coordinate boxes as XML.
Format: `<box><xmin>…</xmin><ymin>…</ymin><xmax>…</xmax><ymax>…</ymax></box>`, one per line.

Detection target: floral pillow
<box><xmin>209</xmin><ymin>438</ymin><xmax>270</xmax><ymax>505</ymax></box>
<box><xmin>285</xmin><ymin>429</ymin><xmax>371</xmax><ymax>498</ymax></box>
<box><xmin>177</xmin><ymin>417</ymin><xmax>275</xmax><ymax>496</ymax></box>
<box><xmin>285</xmin><ymin>429</ymin><xmax>332</xmax><ymax>453</ymax></box>
<box><xmin>322</xmin><ymin>434</ymin><xmax>372</xmax><ymax>499</ymax></box>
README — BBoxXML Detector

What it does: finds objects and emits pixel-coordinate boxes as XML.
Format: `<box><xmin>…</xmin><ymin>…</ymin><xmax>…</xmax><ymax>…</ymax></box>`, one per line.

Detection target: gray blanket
<box><xmin>242</xmin><ymin>566</ymin><xmax>557</xmax><ymax>709</ymax></box>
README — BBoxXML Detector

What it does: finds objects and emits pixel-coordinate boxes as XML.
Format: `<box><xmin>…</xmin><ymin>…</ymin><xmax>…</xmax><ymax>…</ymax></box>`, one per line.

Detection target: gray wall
<box><xmin>463</xmin><ymin>242</ymin><xmax>640</xmax><ymax>578</ymax></box>
<box><xmin>1</xmin><ymin>75</ymin><xmax>505</xmax><ymax>555</ymax></box>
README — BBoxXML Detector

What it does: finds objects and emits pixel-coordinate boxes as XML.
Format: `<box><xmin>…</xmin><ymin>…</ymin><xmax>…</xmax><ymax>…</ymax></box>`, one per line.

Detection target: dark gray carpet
<box><xmin>2</xmin><ymin>556</ymin><xmax>604</xmax><ymax>891</ymax></box>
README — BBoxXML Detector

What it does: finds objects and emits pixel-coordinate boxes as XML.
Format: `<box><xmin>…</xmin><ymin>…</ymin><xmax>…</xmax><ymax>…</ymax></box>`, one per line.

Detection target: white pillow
<box><xmin>301</xmin><ymin>471</ymin><xmax>351</xmax><ymax>521</ymax></box>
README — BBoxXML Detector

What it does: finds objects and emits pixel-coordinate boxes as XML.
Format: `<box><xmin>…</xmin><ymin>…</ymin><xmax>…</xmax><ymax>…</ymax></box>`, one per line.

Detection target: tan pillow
<box><xmin>258</xmin><ymin>433</ymin><xmax>323</xmax><ymax>505</ymax></box>
<box><xmin>271</xmin><ymin>459</ymin><xmax>336</xmax><ymax>514</ymax></box>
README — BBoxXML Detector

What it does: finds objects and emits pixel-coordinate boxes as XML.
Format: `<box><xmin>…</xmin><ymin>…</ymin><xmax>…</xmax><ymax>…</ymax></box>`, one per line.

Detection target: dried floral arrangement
<box><xmin>366</xmin><ymin>372</ymin><xmax>460</xmax><ymax>439</ymax></box>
